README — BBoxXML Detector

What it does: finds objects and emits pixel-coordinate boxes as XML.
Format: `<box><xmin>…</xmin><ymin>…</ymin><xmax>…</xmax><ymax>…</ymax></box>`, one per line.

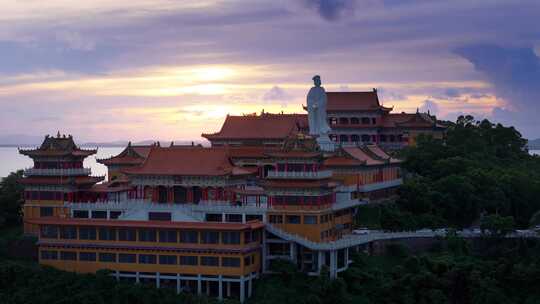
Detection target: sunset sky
<box><xmin>1</xmin><ymin>0</ymin><xmax>539</xmax><ymax>142</ymax></box>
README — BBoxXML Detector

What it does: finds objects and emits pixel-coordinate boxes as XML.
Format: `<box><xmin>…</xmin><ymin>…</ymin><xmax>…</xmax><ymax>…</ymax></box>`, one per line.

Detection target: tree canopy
<box><xmin>386</xmin><ymin>116</ymin><xmax>540</xmax><ymax>230</ymax></box>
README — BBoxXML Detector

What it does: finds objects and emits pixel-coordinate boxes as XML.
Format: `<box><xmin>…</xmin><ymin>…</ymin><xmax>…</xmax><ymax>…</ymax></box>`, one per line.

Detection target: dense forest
<box><xmin>358</xmin><ymin>116</ymin><xmax>540</xmax><ymax>231</ymax></box>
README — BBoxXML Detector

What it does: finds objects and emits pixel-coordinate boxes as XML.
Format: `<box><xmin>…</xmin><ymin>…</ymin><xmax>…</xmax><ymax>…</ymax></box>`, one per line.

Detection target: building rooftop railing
<box><xmin>24</xmin><ymin>167</ymin><xmax>92</xmax><ymax>177</ymax></box>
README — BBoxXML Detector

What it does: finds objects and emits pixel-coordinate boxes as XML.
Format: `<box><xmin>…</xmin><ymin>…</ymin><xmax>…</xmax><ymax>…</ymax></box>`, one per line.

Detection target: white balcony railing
<box><xmin>266</xmin><ymin>170</ymin><xmax>333</xmax><ymax>179</ymax></box>
<box><xmin>24</xmin><ymin>167</ymin><xmax>92</xmax><ymax>176</ymax></box>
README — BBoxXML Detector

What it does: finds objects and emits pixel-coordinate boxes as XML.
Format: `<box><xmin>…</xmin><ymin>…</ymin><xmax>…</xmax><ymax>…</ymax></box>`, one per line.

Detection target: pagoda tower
<box><xmin>19</xmin><ymin>133</ymin><xmax>103</xmax><ymax>235</ymax></box>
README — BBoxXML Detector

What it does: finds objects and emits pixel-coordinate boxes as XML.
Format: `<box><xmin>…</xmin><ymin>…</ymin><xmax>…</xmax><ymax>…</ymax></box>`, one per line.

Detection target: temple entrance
<box><xmin>173</xmin><ymin>186</ymin><xmax>187</xmax><ymax>204</ymax></box>
<box><xmin>193</xmin><ymin>186</ymin><xmax>202</xmax><ymax>204</ymax></box>
<box><xmin>157</xmin><ymin>186</ymin><xmax>168</xmax><ymax>203</ymax></box>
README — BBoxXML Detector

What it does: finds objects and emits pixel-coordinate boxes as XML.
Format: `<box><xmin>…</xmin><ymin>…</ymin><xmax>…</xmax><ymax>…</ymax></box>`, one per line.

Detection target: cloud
<box><xmin>303</xmin><ymin>0</ymin><xmax>356</xmax><ymax>21</ymax></box>
<box><xmin>263</xmin><ymin>85</ymin><xmax>289</xmax><ymax>101</ymax></box>
<box><xmin>55</xmin><ymin>31</ymin><xmax>96</xmax><ymax>51</ymax></box>
<box><xmin>455</xmin><ymin>44</ymin><xmax>540</xmax><ymax>137</ymax></box>
<box><xmin>419</xmin><ymin>99</ymin><xmax>439</xmax><ymax>115</ymax></box>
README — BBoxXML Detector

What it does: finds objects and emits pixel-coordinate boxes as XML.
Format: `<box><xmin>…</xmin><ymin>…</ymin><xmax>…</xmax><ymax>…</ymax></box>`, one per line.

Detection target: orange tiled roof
<box><xmin>324</xmin><ymin>145</ymin><xmax>401</xmax><ymax>167</ymax></box>
<box><xmin>26</xmin><ymin>217</ymin><xmax>264</xmax><ymax>231</ymax></box>
<box><xmin>326</xmin><ymin>91</ymin><xmax>392</xmax><ymax>112</ymax></box>
<box><xmin>202</xmin><ymin>113</ymin><xmax>308</xmax><ymax>140</ymax></box>
<box><xmin>19</xmin><ymin>134</ymin><xmax>96</xmax><ymax>158</ymax></box>
<box><xmin>123</xmin><ymin>146</ymin><xmax>254</xmax><ymax>176</ymax></box>
<box><xmin>97</xmin><ymin>143</ymin><xmax>153</xmax><ymax>165</ymax></box>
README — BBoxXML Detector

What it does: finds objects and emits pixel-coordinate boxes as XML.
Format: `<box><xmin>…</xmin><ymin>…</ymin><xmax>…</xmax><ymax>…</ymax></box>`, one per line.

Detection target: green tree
<box><xmin>0</xmin><ymin>170</ymin><xmax>24</xmax><ymax>227</ymax></box>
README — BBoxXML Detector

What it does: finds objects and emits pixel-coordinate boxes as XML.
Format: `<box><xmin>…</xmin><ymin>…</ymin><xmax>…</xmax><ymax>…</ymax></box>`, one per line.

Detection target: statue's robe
<box><xmin>307</xmin><ymin>86</ymin><xmax>331</xmax><ymax>136</ymax></box>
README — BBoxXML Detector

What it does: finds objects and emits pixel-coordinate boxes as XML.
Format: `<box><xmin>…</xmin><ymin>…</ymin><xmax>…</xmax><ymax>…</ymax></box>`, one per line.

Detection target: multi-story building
<box><xmin>203</xmin><ymin>90</ymin><xmax>446</xmax><ymax>150</ymax></box>
<box><xmin>22</xmin><ymin>107</ymin><xmax>406</xmax><ymax>303</ymax></box>
<box><xmin>19</xmin><ymin>133</ymin><xmax>103</xmax><ymax>234</ymax></box>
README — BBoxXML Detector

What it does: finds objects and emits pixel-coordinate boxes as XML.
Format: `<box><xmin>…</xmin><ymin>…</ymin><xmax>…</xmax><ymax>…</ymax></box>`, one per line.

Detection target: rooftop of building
<box><xmin>324</xmin><ymin>144</ymin><xmax>401</xmax><ymax>167</ymax></box>
<box><xmin>326</xmin><ymin>89</ymin><xmax>393</xmax><ymax>112</ymax></box>
<box><xmin>96</xmin><ymin>142</ymin><xmax>155</xmax><ymax>165</ymax></box>
<box><xmin>19</xmin><ymin>132</ymin><xmax>97</xmax><ymax>157</ymax></box>
<box><xmin>122</xmin><ymin>146</ymin><xmax>255</xmax><ymax>177</ymax></box>
<box><xmin>202</xmin><ymin>112</ymin><xmax>308</xmax><ymax>140</ymax></box>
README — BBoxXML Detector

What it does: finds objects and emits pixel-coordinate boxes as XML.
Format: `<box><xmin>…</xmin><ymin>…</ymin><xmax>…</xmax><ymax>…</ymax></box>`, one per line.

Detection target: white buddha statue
<box><xmin>307</xmin><ymin>75</ymin><xmax>331</xmax><ymax>136</ymax></box>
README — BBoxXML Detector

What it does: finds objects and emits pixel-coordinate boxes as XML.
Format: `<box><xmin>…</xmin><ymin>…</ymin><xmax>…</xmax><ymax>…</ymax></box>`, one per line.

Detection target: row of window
<box><xmin>33</xmin><ymin>161</ymin><xmax>83</xmax><ymax>169</ymax></box>
<box><xmin>268</xmin><ymin>214</ymin><xmax>318</xmax><ymax>225</ymax></box>
<box><xmin>329</xmin><ymin>134</ymin><xmax>405</xmax><ymax>143</ymax></box>
<box><xmin>329</xmin><ymin>117</ymin><xmax>377</xmax><ymax>125</ymax></box>
<box><xmin>205</xmin><ymin>213</ymin><xmax>263</xmax><ymax>223</ymax></box>
<box><xmin>40</xmin><ymin>250</ymin><xmax>249</xmax><ymax>268</ymax></box>
<box><xmin>275</xmin><ymin>163</ymin><xmax>318</xmax><ymax>172</ymax></box>
<box><xmin>270</xmin><ymin>195</ymin><xmax>334</xmax><ymax>205</ymax></box>
<box><xmin>72</xmin><ymin>210</ymin><xmax>121</xmax><ymax>219</ymax></box>
<box><xmin>40</xmin><ymin>225</ymin><xmax>250</xmax><ymax>245</ymax></box>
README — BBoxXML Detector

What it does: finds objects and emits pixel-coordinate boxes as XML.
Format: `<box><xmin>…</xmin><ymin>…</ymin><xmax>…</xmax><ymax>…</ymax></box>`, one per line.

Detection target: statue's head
<box><xmin>312</xmin><ymin>75</ymin><xmax>321</xmax><ymax>87</ymax></box>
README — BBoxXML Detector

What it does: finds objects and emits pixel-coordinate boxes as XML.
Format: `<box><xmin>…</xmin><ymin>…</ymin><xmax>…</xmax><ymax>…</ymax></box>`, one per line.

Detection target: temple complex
<box><xmin>20</xmin><ymin>85</ymin><xmax>442</xmax><ymax>302</ymax></box>
<box><xmin>203</xmin><ymin>89</ymin><xmax>446</xmax><ymax>150</ymax></box>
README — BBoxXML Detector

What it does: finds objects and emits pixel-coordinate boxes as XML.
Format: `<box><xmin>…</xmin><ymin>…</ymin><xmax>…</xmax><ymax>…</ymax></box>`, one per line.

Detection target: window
<box><xmin>244</xmin><ymin>231</ymin><xmax>252</xmax><ymax>244</ymax></box>
<box><xmin>159</xmin><ymin>255</ymin><xmax>177</xmax><ymax>265</ymax></box>
<box><xmin>339</xmin><ymin>135</ymin><xmax>349</xmax><ymax>143</ymax></box>
<box><xmin>79</xmin><ymin>252</ymin><xmax>96</xmax><ymax>262</ymax></box>
<box><xmin>205</xmin><ymin>213</ymin><xmax>222</xmax><ymax>222</ymax></box>
<box><xmin>179</xmin><ymin>256</ymin><xmax>198</xmax><ymax>266</ymax></box>
<box><xmin>269</xmin><ymin>215</ymin><xmax>283</xmax><ymax>224</ymax></box>
<box><xmin>79</xmin><ymin>227</ymin><xmax>96</xmax><ymax>240</ymax></box>
<box><xmin>180</xmin><ymin>231</ymin><xmax>198</xmax><ymax>243</ymax></box>
<box><xmin>40</xmin><ymin>207</ymin><xmax>53</xmax><ymax>217</ymax></box>
<box><xmin>339</xmin><ymin>117</ymin><xmax>349</xmax><ymax>125</ymax></box>
<box><xmin>246</xmin><ymin>214</ymin><xmax>263</xmax><ymax>222</ymax></box>
<box><xmin>304</xmin><ymin>215</ymin><xmax>317</xmax><ymax>224</ymax></box>
<box><xmin>379</xmin><ymin>135</ymin><xmax>387</xmax><ymax>142</ymax></box>
<box><xmin>139</xmin><ymin>254</ymin><xmax>157</xmax><ymax>264</ymax></box>
<box><xmin>201</xmin><ymin>231</ymin><xmax>219</xmax><ymax>244</ymax></box>
<box><xmin>201</xmin><ymin>256</ymin><xmax>219</xmax><ymax>266</ymax></box>
<box><xmin>372</xmin><ymin>118</ymin><xmax>377</xmax><ymax>125</ymax></box>
<box><xmin>92</xmin><ymin>211</ymin><xmax>107</xmax><ymax>219</ymax></box>
<box><xmin>99</xmin><ymin>228</ymin><xmax>116</xmax><ymax>241</ymax></box>
<box><xmin>225</xmin><ymin>214</ymin><xmax>242</xmax><ymax>223</ymax></box>
<box><xmin>148</xmin><ymin>212</ymin><xmax>171</xmax><ymax>221</ymax></box>
<box><xmin>110</xmin><ymin>211</ymin><xmax>122</xmax><ymax>219</ymax></box>
<box><xmin>118</xmin><ymin>228</ymin><xmax>136</xmax><ymax>241</ymax></box>
<box><xmin>73</xmin><ymin>210</ymin><xmax>89</xmax><ymax>218</ymax></box>
<box><xmin>361</xmin><ymin>134</ymin><xmax>370</xmax><ymax>142</ymax></box>
<box><xmin>389</xmin><ymin>135</ymin><xmax>396</xmax><ymax>142</ymax></box>
<box><xmin>60</xmin><ymin>226</ymin><xmax>77</xmax><ymax>239</ymax></box>
<box><xmin>351</xmin><ymin>134</ymin><xmax>360</xmax><ymax>142</ymax></box>
<box><xmin>41</xmin><ymin>250</ymin><xmax>58</xmax><ymax>260</ymax></box>
<box><xmin>361</xmin><ymin>117</ymin><xmax>371</xmax><ymax>124</ymax></box>
<box><xmin>118</xmin><ymin>253</ymin><xmax>136</xmax><ymax>263</ymax></box>
<box><xmin>138</xmin><ymin>229</ymin><xmax>157</xmax><ymax>242</ymax></box>
<box><xmin>99</xmin><ymin>252</ymin><xmax>116</xmax><ymax>262</ymax></box>
<box><xmin>159</xmin><ymin>230</ymin><xmax>177</xmax><ymax>243</ymax></box>
<box><xmin>41</xmin><ymin>225</ymin><xmax>58</xmax><ymax>238</ymax></box>
<box><xmin>244</xmin><ymin>256</ymin><xmax>252</xmax><ymax>267</ymax></box>
<box><xmin>286</xmin><ymin>215</ymin><xmax>301</xmax><ymax>224</ymax></box>
<box><xmin>222</xmin><ymin>257</ymin><xmax>240</xmax><ymax>267</ymax></box>
<box><xmin>60</xmin><ymin>251</ymin><xmax>77</xmax><ymax>261</ymax></box>
<box><xmin>222</xmin><ymin>232</ymin><xmax>240</xmax><ymax>244</ymax></box>
<box><xmin>350</xmin><ymin>117</ymin><xmax>360</xmax><ymax>125</ymax></box>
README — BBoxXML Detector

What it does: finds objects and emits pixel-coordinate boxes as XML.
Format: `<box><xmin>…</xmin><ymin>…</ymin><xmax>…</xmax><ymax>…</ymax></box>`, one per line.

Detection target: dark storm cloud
<box><xmin>303</xmin><ymin>0</ymin><xmax>356</xmax><ymax>21</ymax></box>
<box><xmin>455</xmin><ymin>45</ymin><xmax>540</xmax><ymax>137</ymax></box>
